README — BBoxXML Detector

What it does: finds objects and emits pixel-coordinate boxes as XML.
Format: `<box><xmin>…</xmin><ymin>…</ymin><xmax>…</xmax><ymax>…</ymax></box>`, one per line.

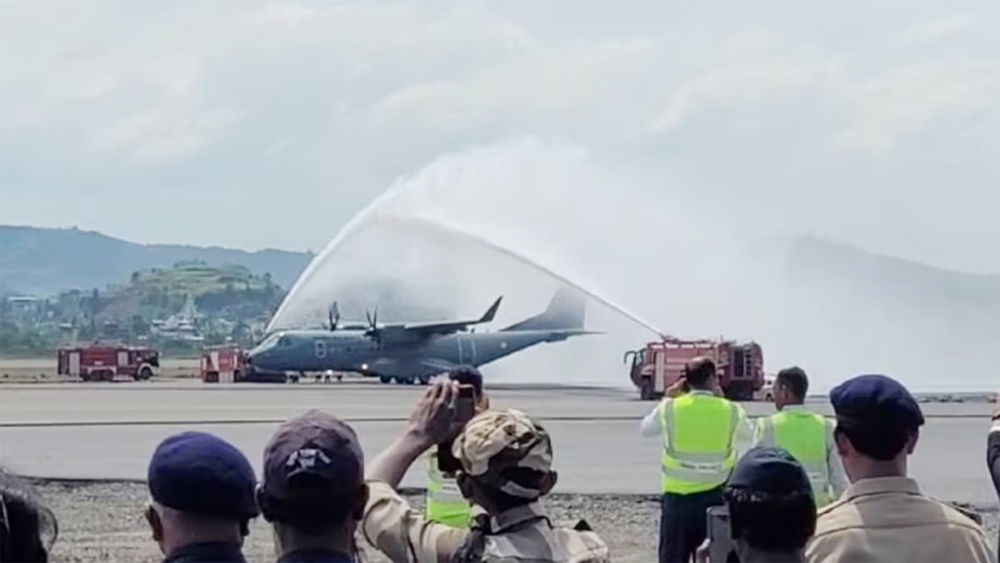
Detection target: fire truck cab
<box><xmin>57</xmin><ymin>345</ymin><xmax>160</xmax><ymax>382</ymax></box>
<box><xmin>625</xmin><ymin>338</ymin><xmax>764</xmax><ymax>401</ymax></box>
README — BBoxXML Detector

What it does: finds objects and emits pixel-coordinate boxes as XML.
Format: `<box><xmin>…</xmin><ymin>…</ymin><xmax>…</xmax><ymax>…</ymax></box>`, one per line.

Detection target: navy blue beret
<box><xmin>830</xmin><ymin>374</ymin><xmax>924</xmax><ymax>431</ymax></box>
<box><xmin>728</xmin><ymin>446</ymin><xmax>813</xmax><ymax>496</ymax></box>
<box><xmin>148</xmin><ymin>431</ymin><xmax>258</xmax><ymax>520</ymax></box>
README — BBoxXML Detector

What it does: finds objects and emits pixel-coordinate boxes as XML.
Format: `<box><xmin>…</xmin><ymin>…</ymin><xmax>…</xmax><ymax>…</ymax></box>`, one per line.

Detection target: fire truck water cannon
<box><xmin>624</xmin><ymin>335</ymin><xmax>765</xmax><ymax>401</ymax></box>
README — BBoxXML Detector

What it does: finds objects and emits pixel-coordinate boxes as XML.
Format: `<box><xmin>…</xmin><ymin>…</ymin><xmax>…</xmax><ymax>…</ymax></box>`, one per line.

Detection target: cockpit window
<box><xmin>278</xmin><ymin>336</ymin><xmax>292</xmax><ymax>347</ymax></box>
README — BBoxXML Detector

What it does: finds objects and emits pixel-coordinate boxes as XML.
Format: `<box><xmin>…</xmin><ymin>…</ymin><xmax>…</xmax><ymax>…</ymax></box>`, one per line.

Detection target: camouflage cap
<box><xmin>451</xmin><ymin>409</ymin><xmax>553</xmax><ymax>499</ymax></box>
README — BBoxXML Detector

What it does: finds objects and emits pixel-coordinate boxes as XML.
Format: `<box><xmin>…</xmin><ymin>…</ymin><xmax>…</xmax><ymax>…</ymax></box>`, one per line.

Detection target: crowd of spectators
<box><xmin>1</xmin><ymin>367</ymin><xmax>998</xmax><ymax>563</ymax></box>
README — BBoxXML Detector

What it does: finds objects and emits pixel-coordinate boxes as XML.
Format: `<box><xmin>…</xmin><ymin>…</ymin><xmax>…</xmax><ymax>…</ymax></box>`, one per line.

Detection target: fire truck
<box><xmin>624</xmin><ymin>337</ymin><xmax>765</xmax><ymax>401</ymax></box>
<box><xmin>200</xmin><ymin>345</ymin><xmax>290</xmax><ymax>383</ymax></box>
<box><xmin>57</xmin><ymin>344</ymin><xmax>160</xmax><ymax>382</ymax></box>
<box><xmin>200</xmin><ymin>345</ymin><xmax>247</xmax><ymax>383</ymax></box>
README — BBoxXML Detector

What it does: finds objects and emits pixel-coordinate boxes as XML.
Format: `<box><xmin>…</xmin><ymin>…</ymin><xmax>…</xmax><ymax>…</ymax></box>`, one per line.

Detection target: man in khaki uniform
<box><xmin>806</xmin><ymin>374</ymin><xmax>995</xmax><ymax>563</ymax></box>
<box><xmin>363</xmin><ymin>381</ymin><xmax>610</xmax><ymax>563</ymax></box>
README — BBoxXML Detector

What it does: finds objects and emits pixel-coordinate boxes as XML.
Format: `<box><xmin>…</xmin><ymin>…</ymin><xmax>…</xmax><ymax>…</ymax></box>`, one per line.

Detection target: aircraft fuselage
<box><xmin>246</xmin><ymin>328</ymin><xmax>576</xmax><ymax>381</ymax></box>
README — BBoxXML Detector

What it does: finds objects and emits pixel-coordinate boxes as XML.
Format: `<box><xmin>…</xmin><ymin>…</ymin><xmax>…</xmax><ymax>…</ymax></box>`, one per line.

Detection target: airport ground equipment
<box><xmin>57</xmin><ymin>344</ymin><xmax>160</xmax><ymax>382</ymax></box>
<box><xmin>624</xmin><ymin>338</ymin><xmax>765</xmax><ymax>401</ymax></box>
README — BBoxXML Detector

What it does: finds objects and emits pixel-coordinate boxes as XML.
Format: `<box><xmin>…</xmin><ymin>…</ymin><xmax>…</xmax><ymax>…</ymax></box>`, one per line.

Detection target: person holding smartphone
<box><xmin>362</xmin><ymin>381</ymin><xmax>610</xmax><ymax>563</ymax></box>
<box><xmin>640</xmin><ymin>357</ymin><xmax>755</xmax><ymax>563</ymax></box>
<box><xmin>425</xmin><ymin>367</ymin><xmax>489</xmax><ymax>528</ymax></box>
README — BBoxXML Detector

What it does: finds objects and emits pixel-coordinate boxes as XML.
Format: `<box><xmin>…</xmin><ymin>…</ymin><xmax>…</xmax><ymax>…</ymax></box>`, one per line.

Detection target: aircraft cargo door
<box><xmin>458</xmin><ymin>337</ymin><xmax>477</xmax><ymax>365</ymax></box>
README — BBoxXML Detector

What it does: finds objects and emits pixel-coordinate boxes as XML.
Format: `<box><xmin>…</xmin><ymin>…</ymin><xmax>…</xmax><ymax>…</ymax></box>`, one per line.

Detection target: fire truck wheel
<box><xmin>639</xmin><ymin>379</ymin><xmax>655</xmax><ymax>401</ymax></box>
<box><xmin>138</xmin><ymin>366</ymin><xmax>153</xmax><ymax>381</ymax></box>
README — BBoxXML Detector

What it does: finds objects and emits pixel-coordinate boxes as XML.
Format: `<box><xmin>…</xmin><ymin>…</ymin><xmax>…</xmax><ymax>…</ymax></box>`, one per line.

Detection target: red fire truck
<box><xmin>200</xmin><ymin>345</ymin><xmax>293</xmax><ymax>383</ymax></box>
<box><xmin>57</xmin><ymin>344</ymin><xmax>160</xmax><ymax>382</ymax></box>
<box><xmin>624</xmin><ymin>337</ymin><xmax>765</xmax><ymax>401</ymax></box>
<box><xmin>200</xmin><ymin>345</ymin><xmax>247</xmax><ymax>383</ymax></box>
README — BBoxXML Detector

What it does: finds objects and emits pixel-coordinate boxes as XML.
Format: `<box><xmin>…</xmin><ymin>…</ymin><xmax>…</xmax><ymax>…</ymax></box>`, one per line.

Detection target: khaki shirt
<box><xmin>805</xmin><ymin>477</ymin><xmax>996</xmax><ymax>563</ymax></box>
<box><xmin>362</xmin><ymin>480</ymin><xmax>610</xmax><ymax>563</ymax></box>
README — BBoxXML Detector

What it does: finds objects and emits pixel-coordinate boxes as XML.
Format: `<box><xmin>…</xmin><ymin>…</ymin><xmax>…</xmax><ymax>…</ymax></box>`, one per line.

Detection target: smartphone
<box><xmin>455</xmin><ymin>384</ymin><xmax>476</xmax><ymax>423</ymax></box>
<box><xmin>706</xmin><ymin>506</ymin><xmax>739</xmax><ymax>562</ymax></box>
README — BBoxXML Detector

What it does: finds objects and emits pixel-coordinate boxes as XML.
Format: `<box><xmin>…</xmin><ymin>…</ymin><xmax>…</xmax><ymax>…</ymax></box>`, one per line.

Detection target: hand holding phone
<box><xmin>455</xmin><ymin>384</ymin><xmax>476</xmax><ymax>423</ymax></box>
<box><xmin>706</xmin><ymin>506</ymin><xmax>740</xmax><ymax>562</ymax></box>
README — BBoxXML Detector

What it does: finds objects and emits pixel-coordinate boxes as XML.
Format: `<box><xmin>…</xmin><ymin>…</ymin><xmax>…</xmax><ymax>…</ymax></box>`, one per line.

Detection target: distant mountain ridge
<box><xmin>0</xmin><ymin>225</ymin><xmax>314</xmax><ymax>296</ymax></box>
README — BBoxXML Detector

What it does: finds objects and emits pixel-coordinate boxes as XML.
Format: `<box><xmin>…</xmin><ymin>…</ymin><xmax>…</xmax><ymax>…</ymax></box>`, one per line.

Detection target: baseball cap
<box><xmin>452</xmin><ymin>409</ymin><xmax>553</xmax><ymax>499</ymax></box>
<box><xmin>727</xmin><ymin>446</ymin><xmax>813</xmax><ymax>496</ymax></box>
<box><xmin>261</xmin><ymin>410</ymin><xmax>364</xmax><ymax>506</ymax></box>
<box><xmin>830</xmin><ymin>374</ymin><xmax>924</xmax><ymax>431</ymax></box>
<box><xmin>147</xmin><ymin>431</ymin><xmax>258</xmax><ymax>520</ymax></box>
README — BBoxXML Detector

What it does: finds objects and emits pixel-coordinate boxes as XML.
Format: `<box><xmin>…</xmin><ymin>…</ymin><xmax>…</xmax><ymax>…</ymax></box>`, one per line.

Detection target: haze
<box><xmin>1</xmin><ymin>1</ymin><xmax>998</xmax><ymax>391</ymax></box>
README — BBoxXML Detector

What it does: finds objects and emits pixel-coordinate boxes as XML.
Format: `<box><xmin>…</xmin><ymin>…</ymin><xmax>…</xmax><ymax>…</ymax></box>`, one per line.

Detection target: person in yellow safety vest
<box><xmin>754</xmin><ymin>366</ymin><xmax>847</xmax><ymax>507</ymax></box>
<box><xmin>640</xmin><ymin>357</ymin><xmax>755</xmax><ymax>563</ymax></box>
<box><xmin>425</xmin><ymin>366</ymin><xmax>489</xmax><ymax>528</ymax></box>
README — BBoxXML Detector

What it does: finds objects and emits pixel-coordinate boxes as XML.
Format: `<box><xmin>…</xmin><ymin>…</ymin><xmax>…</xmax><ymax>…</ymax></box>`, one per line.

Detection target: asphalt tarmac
<box><xmin>0</xmin><ymin>381</ymin><xmax>995</xmax><ymax>505</ymax></box>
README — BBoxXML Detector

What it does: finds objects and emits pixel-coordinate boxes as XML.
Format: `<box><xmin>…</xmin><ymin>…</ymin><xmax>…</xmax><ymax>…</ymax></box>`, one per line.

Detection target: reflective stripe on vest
<box><xmin>757</xmin><ymin>411</ymin><xmax>832</xmax><ymax>505</ymax></box>
<box><xmin>426</xmin><ymin>451</ymin><xmax>472</xmax><ymax>528</ymax></box>
<box><xmin>659</xmin><ymin>394</ymin><xmax>739</xmax><ymax>494</ymax></box>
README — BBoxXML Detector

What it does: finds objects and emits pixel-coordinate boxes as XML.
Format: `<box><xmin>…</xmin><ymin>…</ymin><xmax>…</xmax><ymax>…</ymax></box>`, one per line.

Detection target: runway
<box><xmin>0</xmin><ymin>381</ymin><xmax>995</xmax><ymax>504</ymax></box>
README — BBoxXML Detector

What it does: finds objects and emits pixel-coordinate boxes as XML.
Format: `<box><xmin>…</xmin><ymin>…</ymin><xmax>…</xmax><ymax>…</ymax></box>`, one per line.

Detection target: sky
<box><xmin>1</xmin><ymin>0</ymin><xmax>998</xmax><ymax>274</ymax></box>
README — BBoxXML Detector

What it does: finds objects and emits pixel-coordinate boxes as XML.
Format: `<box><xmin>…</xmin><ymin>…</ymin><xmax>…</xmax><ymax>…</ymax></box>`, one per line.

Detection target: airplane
<box><xmin>244</xmin><ymin>288</ymin><xmax>596</xmax><ymax>384</ymax></box>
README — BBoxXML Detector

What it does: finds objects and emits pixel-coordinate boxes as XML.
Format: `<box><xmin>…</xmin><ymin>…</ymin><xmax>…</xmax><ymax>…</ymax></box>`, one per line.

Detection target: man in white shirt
<box><xmin>639</xmin><ymin>358</ymin><xmax>755</xmax><ymax>563</ymax></box>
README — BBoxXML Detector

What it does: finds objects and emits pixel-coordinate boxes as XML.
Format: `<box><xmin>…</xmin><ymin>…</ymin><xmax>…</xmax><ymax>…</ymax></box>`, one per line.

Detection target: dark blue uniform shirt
<box><xmin>276</xmin><ymin>548</ymin><xmax>355</xmax><ymax>563</ymax></box>
<box><xmin>163</xmin><ymin>541</ymin><xmax>246</xmax><ymax>563</ymax></box>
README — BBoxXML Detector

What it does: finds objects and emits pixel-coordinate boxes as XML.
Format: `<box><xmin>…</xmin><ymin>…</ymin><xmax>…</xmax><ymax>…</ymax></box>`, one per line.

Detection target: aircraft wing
<box><xmin>384</xmin><ymin>296</ymin><xmax>503</xmax><ymax>336</ymax></box>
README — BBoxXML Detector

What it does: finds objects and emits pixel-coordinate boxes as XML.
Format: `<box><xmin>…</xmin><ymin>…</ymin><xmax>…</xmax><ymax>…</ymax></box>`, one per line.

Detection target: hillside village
<box><xmin>1</xmin><ymin>261</ymin><xmax>285</xmax><ymax>356</ymax></box>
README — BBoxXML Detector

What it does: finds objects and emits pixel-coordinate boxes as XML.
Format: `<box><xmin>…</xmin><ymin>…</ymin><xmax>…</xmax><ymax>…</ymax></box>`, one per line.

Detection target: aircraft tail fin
<box><xmin>502</xmin><ymin>287</ymin><xmax>586</xmax><ymax>332</ymax></box>
<box><xmin>480</xmin><ymin>296</ymin><xmax>503</xmax><ymax>324</ymax></box>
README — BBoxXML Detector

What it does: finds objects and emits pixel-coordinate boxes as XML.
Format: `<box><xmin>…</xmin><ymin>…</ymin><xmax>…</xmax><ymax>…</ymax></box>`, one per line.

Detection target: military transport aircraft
<box><xmin>245</xmin><ymin>288</ymin><xmax>595</xmax><ymax>384</ymax></box>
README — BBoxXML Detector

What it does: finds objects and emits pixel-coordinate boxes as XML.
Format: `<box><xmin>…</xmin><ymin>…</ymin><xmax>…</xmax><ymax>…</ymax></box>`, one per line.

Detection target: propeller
<box><xmin>365</xmin><ymin>305</ymin><xmax>381</xmax><ymax>344</ymax></box>
<box><xmin>327</xmin><ymin>301</ymin><xmax>340</xmax><ymax>331</ymax></box>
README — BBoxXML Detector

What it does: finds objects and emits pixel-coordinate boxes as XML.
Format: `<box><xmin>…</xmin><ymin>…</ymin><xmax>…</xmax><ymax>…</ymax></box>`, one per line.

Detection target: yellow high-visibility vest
<box><xmin>659</xmin><ymin>393</ymin><xmax>739</xmax><ymax>494</ymax></box>
<box><xmin>757</xmin><ymin>410</ymin><xmax>832</xmax><ymax>506</ymax></box>
<box><xmin>425</xmin><ymin>449</ymin><xmax>472</xmax><ymax>528</ymax></box>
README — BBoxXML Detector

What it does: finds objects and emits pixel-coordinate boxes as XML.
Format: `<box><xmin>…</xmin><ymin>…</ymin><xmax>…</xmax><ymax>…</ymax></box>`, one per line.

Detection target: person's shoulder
<box><xmin>813</xmin><ymin>496</ymin><xmax>863</xmax><ymax>536</ymax></box>
<box><xmin>553</xmin><ymin>524</ymin><xmax>611</xmax><ymax>563</ymax></box>
<box><xmin>930</xmin><ymin>498</ymin><xmax>987</xmax><ymax>530</ymax></box>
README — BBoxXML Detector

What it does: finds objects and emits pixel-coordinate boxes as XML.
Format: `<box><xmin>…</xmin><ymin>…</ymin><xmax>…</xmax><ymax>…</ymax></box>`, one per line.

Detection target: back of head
<box><xmin>725</xmin><ymin>447</ymin><xmax>816</xmax><ymax>554</ymax></box>
<box><xmin>830</xmin><ymin>374</ymin><xmax>924</xmax><ymax>461</ymax></box>
<box><xmin>147</xmin><ymin>431</ymin><xmax>259</xmax><ymax>524</ymax></box>
<box><xmin>452</xmin><ymin>409</ymin><xmax>555</xmax><ymax>509</ymax></box>
<box><xmin>259</xmin><ymin>410</ymin><xmax>366</xmax><ymax>534</ymax></box>
<box><xmin>0</xmin><ymin>471</ymin><xmax>57</xmax><ymax>563</ymax></box>
<box><xmin>684</xmin><ymin>357</ymin><xmax>716</xmax><ymax>388</ymax></box>
<box><xmin>776</xmin><ymin>366</ymin><xmax>809</xmax><ymax>401</ymax></box>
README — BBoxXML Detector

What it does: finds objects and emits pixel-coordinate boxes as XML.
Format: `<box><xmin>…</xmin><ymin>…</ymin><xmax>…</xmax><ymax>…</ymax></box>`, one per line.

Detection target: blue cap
<box><xmin>148</xmin><ymin>431</ymin><xmax>258</xmax><ymax>520</ymax></box>
<box><xmin>727</xmin><ymin>446</ymin><xmax>813</xmax><ymax>496</ymax></box>
<box><xmin>830</xmin><ymin>374</ymin><xmax>924</xmax><ymax>431</ymax></box>
<box><xmin>261</xmin><ymin>410</ymin><xmax>363</xmax><ymax>504</ymax></box>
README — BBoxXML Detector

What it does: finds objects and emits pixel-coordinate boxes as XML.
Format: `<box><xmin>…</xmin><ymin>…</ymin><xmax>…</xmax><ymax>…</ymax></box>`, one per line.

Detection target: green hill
<box><xmin>0</xmin><ymin>225</ymin><xmax>313</xmax><ymax>296</ymax></box>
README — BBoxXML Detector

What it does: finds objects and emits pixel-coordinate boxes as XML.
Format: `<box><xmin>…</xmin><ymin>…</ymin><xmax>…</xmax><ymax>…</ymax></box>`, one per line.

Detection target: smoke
<box><xmin>272</xmin><ymin>137</ymin><xmax>998</xmax><ymax>393</ymax></box>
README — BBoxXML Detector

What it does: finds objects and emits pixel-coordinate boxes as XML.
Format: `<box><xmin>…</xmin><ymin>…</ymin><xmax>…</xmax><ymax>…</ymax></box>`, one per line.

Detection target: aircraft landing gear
<box><xmin>418</xmin><ymin>376</ymin><xmax>431</xmax><ymax>385</ymax></box>
<box><xmin>379</xmin><ymin>376</ymin><xmax>392</xmax><ymax>385</ymax></box>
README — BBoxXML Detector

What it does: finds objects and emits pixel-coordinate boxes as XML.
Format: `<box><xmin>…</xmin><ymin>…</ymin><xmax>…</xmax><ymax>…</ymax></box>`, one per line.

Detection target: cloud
<box><xmin>831</xmin><ymin>59</ymin><xmax>1000</xmax><ymax>155</ymax></box>
<box><xmin>649</xmin><ymin>54</ymin><xmax>846</xmax><ymax>133</ymax></box>
<box><xmin>90</xmin><ymin>103</ymin><xmax>240</xmax><ymax>165</ymax></box>
<box><xmin>0</xmin><ymin>0</ymin><xmax>996</xmax><ymax>271</ymax></box>
<box><xmin>894</xmin><ymin>14</ymin><xmax>978</xmax><ymax>49</ymax></box>
<box><xmin>369</xmin><ymin>38</ymin><xmax>660</xmax><ymax>132</ymax></box>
